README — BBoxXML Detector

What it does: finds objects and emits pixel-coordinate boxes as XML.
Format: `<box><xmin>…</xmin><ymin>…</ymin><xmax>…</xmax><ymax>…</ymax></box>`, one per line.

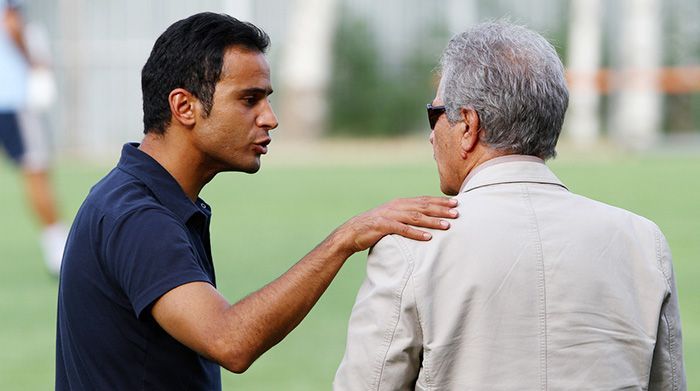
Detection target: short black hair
<box><xmin>141</xmin><ymin>12</ymin><xmax>270</xmax><ymax>134</ymax></box>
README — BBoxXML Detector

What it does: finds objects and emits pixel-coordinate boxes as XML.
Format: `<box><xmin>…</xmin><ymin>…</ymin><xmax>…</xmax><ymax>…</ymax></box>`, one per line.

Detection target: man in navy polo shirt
<box><xmin>56</xmin><ymin>12</ymin><xmax>458</xmax><ymax>390</ymax></box>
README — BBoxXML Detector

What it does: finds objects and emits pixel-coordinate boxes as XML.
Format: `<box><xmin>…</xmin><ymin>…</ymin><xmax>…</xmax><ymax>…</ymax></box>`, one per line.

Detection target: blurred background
<box><xmin>1</xmin><ymin>0</ymin><xmax>699</xmax><ymax>389</ymax></box>
<box><xmin>15</xmin><ymin>0</ymin><xmax>700</xmax><ymax>153</ymax></box>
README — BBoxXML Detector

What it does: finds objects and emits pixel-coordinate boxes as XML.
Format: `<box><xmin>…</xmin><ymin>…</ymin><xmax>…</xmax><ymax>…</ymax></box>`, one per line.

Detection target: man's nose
<box><xmin>257</xmin><ymin>102</ymin><xmax>278</xmax><ymax>131</ymax></box>
<box><xmin>429</xmin><ymin>130</ymin><xmax>435</xmax><ymax>145</ymax></box>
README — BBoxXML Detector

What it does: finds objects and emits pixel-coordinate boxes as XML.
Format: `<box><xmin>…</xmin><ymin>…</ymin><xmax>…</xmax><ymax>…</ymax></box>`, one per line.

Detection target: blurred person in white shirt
<box><xmin>1</xmin><ymin>0</ymin><xmax>66</xmax><ymax>276</ymax></box>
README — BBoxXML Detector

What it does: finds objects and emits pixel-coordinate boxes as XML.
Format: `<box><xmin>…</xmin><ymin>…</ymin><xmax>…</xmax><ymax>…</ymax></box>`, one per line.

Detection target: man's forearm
<box><xmin>219</xmin><ymin>231</ymin><xmax>351</xmax><ymax>372</ymax></box>
<box><xmin>212</xmin><ymin>197</ymin><xmax>458</xmax><ymax>372</ymax></box>
<box><xmin>152</xmin><ymin>196</ymin><xmax>458</xmax><ymax>373</ymax></box>
<box><xmin>4</xmin><ymin>9</ymin><xmax>32</xmax><ymax>63</ymax></box>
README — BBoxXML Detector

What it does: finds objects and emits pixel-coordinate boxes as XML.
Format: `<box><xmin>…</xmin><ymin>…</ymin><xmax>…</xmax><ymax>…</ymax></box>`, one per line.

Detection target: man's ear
<box><xmin>459</xmin><ymin>107</ymin><xmax>481</xmax><ymax>159</ymax></box>
<box><xmin>168</xmin><ymin>88</ymin><xmax>197</xmax><ymax>127</ymax></box>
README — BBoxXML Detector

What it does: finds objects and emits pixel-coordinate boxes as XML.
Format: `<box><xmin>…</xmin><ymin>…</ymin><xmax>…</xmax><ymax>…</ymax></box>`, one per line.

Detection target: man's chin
<box><xmin>238</xmin><ymin>155</ymin><xmax>262</xmax><ymax>173</ymax></box>
<box><xmin>222</xmin><ymin>158</ymin><xmax>261</xmax><ymax>174</ymax></box>
<box><xmin>243</xmin><ymin>163</ymin><xmax>261</xmax><ymax>174</ymax></box>
<box><xmin>440</xmin><ymin>183</ymin><xmax>459</xmax><ymax>196</ymax></box>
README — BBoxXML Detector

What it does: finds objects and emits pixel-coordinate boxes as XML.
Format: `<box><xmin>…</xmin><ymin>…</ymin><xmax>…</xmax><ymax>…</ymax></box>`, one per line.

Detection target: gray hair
<box><xmin>439</xmin><ymin>21</ymin><xmax>569</xmax><ymax>159</ymax></box>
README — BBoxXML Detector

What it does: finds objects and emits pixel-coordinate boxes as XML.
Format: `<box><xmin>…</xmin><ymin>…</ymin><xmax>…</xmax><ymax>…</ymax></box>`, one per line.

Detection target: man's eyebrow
<box><xmin>240</xmin><ymin>87</ymin><xmax>274</xmax><ymax>96</ymax></box>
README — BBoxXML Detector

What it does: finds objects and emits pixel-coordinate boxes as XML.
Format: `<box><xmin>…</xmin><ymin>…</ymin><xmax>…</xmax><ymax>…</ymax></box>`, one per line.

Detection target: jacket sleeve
<box><xmin>649</xmin><ymin>228</ymin><xmax>686</xmax><ymax>391</ymax></box>
<box><xmin>334</xmin><ymin>235</ymin><xmax>422</xmax><ymax>391</ymax></box>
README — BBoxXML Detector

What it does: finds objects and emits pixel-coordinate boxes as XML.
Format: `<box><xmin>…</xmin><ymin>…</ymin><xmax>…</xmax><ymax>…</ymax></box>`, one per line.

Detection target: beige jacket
<box><xmin>334</xmin><ymin>157</ymin><xmax>685</xmax><ymax>390</ymax></box>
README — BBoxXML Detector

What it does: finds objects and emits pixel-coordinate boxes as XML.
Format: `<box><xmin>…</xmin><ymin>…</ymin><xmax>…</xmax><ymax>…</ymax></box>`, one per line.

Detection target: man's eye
<box><xmin>243</xmin><ymin>97</ymin><xmax>257</xmax><ymax>106</ymax></box>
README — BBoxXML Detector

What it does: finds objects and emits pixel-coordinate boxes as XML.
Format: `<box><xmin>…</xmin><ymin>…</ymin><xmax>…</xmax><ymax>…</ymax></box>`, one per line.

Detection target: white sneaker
<box><xmin>41</xmin><ymin>223</ymin><xmax>68</xmax><ymax>276</ymax></box>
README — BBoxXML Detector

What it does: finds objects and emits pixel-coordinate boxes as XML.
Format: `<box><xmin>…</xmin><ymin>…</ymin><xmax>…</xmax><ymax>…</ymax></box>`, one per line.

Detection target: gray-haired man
<box><xmin>334</xmin><ymin>22</ymin><xmax>685</xmax><ymax>390</ymax></box>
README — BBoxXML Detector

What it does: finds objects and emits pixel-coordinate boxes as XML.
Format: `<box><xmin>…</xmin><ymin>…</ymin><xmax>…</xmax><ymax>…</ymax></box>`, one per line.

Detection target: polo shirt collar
<box><xmin>459</xmin><ymin>154</ymin><xmax>568</xmax><ymax>194</ymax></box>
<box><xmin>117</xmin><ymin>143</ymin><xmax>209</xmax><ymax>222</ymax></box>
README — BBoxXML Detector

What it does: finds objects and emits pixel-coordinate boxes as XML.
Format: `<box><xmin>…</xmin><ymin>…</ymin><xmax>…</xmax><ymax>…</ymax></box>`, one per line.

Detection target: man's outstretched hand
<box><xmin>152</xmin><ymin>196</ymin><xmax>458</xmax><ymax>373</ymax></box>
<box><xmin>331</xmin><ymin>196</ymin><xmax>459</xmax><ymax>258</ymax></box>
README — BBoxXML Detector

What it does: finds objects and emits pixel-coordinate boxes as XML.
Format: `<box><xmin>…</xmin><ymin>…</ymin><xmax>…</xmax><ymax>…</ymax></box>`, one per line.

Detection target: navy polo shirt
<box><xmin>56</xmin><ymin>143</ymin><xmax>221</xmax><ymax>390</ymax></box>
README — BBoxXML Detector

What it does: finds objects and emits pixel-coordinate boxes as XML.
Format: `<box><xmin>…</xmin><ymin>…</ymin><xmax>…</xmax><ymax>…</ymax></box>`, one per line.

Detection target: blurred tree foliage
<box><xmin>328</xmin><ymin>11</ymin><xmax>442</xmax><ymax>137</ymax></box>
<box><xmin>662</xmin><ymin>0</ymin><xmax>700</xmax><ymax>133</ymax></box>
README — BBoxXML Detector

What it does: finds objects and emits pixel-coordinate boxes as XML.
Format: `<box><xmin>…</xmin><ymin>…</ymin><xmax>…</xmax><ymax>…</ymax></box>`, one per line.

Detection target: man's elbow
<box><xmin>206</xmin><ymin>340</ymin><xmax>257</xmax><ymax>374</ymax></box>
<box><xmin>222</xmin><ymin>354</ymin><xmax>254</xmax><ymax>374</ymax></box>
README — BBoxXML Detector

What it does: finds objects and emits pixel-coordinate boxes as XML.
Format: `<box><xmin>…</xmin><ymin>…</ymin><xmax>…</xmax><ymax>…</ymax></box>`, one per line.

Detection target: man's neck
<box><xmin>464</xmin><ymin>148</ymin><xmax>512</xmax><ymax>179</ymax></box>
<box><xmin>460</xmin><ymin>152</ymin><xmax>545</xmax><ymax>193</ymax></box>
<box><xmin>139</xmin><ymin>131</ymin><xmax>211</xmax><ymax>202</ymax></box>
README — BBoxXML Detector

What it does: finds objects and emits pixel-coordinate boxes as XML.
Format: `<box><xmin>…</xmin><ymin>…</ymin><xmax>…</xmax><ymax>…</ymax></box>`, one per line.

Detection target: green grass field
<box><xmin>0</xmin><ymin>144</ymin><xmax>698</xmax><ymax>389</ymax></box>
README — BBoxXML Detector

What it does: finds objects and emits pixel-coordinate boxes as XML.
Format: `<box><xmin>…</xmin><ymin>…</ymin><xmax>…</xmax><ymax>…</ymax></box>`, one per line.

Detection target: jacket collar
<box><xmin>460</xmin><ymin>155</ymin><xmax>568</xmax><ymax>194</ymax></box>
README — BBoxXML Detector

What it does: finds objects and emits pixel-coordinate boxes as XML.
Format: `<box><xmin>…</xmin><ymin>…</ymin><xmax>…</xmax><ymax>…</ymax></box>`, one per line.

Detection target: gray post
<box><xmin>565</xmin><ymin>0</ymin><xmax>603</xmax><ymax>148</ymax></box>
<box><xmin>612</xmin><ymin>0</ymin><xmax>662</xmax><ymax>150</ymax></box>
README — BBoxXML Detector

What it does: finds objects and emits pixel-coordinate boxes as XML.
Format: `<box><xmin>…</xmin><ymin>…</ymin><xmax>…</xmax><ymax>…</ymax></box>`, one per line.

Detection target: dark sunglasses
<box><xmin>426</xmin><ymin>104</ymin><xmax>446</xmax><ymax>130</ymax></box>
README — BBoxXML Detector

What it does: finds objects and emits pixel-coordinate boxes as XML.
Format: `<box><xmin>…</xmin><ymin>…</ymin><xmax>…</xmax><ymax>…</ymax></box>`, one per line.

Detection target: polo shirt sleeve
<box><xmin>104</xmin><ymin>207</ymin><xmax>212</xmax><ymax>319</ymax></box>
